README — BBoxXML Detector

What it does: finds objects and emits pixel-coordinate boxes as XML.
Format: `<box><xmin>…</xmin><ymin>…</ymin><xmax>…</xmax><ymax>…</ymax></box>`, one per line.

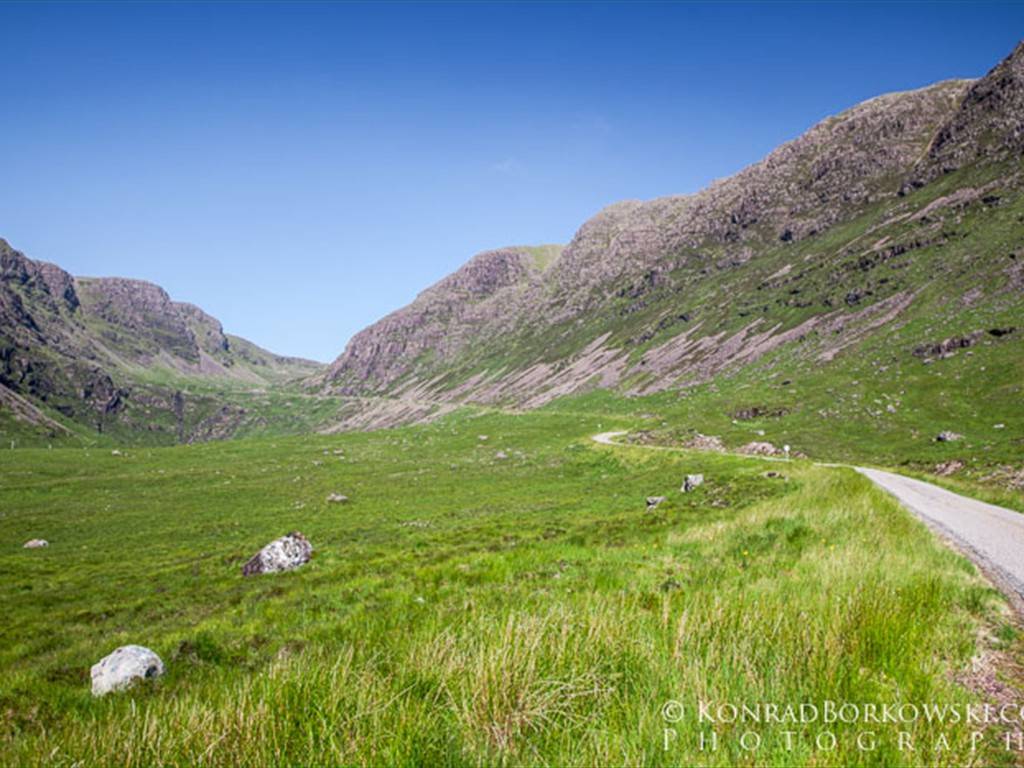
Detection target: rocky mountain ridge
<box><xmin>0</xmin><ymin>239</ymin><xmax>322</xmax><ymax>441</ymax></box>
<box><xmin>323</xmin><ymin>42</ymin><xmax>1023</xmax><ymax>418</ymax></box>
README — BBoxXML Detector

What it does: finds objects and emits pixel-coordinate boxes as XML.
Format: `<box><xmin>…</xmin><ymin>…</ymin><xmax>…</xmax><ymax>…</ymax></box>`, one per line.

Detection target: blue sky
<box><xmin>1</xmin><ymin>2</ymin><xmax>1022</xmax><ymax>361</ymax></box>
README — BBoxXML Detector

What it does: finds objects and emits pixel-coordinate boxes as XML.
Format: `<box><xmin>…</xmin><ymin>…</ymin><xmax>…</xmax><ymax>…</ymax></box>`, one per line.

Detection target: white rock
<box><xmin>242</xmin><ymin>531</ymin><xmax>313</xmax><ymax>576</ymax></box>
<box><xmin>90</xmin><ymin>645</ymin><xmax>164</xmax><ymax>696</ymax></box>
<box><xmin>326</xmin><ymin>493</ymin><xmax>349</xmax><ymax>504</ymax></box>
<box><xmin>681</xmin><ymin>474</ymin><xmax>704</xmax><ymax>492</ymax></box>
<box><xmin>23</xmin><ymin>539</ymin><xmax>48</xmax><ymax>549</ymax></box>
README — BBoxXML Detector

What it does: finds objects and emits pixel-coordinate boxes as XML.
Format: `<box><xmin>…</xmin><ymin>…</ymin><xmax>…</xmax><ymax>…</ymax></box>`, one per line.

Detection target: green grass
<box><xmin>1</xmin><ymin>408</ymin><xmax>1017</xmax><ymax>766</ymax></box>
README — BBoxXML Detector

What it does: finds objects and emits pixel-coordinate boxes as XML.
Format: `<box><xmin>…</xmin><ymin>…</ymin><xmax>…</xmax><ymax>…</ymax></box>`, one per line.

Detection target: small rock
<box><xmin>681</xmin><ymin>474</ymin><xmax>704</xmax><ymax>493</ymax></box>
<box><xmin>936</xmin><ymin>431</ymin><xmax>963</xmax><ymax>442</ymax></box>
<box><xmin>478</xmin><ymin>435</ymin><xmax>489</xmax><ymax>441</ymax></box>
<box><xmin>886</xmin><ymin>404</ymin><xmax>897</xmax><ymax>414</ymax></box>
<box><xmin>763</xmin><ymin>471</ymin><xmax>784</xmax><ymax>479</ymax></box>
<box><xmin>494</xmin><ymin>450</ymin><xmax>508</xmax><ymax>460</ymax></box>
<box><xmin>23</xmin><ymin>538</ymin><xmax>48</xmax><ymax>548</ymax></box>
<box><xmin>994</xmin><ymin>424</ymin><xmax>1005</xmax><ymax>430</ymax></box>
<box><xmin>91</xmin><ymin>645</ymin><xmax>164</xmax><ymax>696</ymax></box>
<box><xmin>646</xmin><ymin>495</ymin><xmax>667</xmax><ymax>511</ymax></box>
<box><xmin>326</xmin><ymin>493</ymin><xmax>349</xmax><ymax>504</ymax></box>
<box><xmin>110</xmin><ymin>449</ymin><xmax>122</xmax><ymax>456</ymax></box>
<box><xmin>242</xmin><ymin>532</ymin><xmax>313</xmax><ymax>576</ymax></box>
<box><xmin>659</xmin><ymin>578</ymin><xmax>681</xmax><ymax>592</ymax></box>
<box><xmin>935</xmin><ymin>460</ymin><xmax>965</xmax><ymax>477</ymax></box>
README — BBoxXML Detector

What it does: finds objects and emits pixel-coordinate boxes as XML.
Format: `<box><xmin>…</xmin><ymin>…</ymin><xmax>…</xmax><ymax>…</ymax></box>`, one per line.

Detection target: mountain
<box><xmin>0</xmin><ymin>240</ymin><xmax>323</xmax><ymax>444</ymax></box>
<box><xmin>324</xmin><ymin>43</ymin><xmax>1024</xmax><ymax>428</ymax></box>
<box><xmin>4</xmin><ymin>42</ymin><xmax>1022</xmax><ymax>461</ymax></box>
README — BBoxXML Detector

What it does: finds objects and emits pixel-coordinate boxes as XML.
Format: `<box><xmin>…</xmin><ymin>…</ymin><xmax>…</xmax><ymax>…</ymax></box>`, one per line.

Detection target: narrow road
<box><xmin>592</xmin><ymin>431</ymin><xmax>1024</xmax><ymax>605</ymax></box>
<box><xmin>857</xmin><ymin>467</ymin><xmax>1024</xmax><ymax>605</ymax></box>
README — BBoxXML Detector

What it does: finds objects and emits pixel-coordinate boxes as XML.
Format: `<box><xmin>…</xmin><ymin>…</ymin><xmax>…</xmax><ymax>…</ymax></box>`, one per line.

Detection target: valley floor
<box><xmin>1</xmin><ymin>409</ymin><xmax>1023</xmax><ymax>766</ymax></box>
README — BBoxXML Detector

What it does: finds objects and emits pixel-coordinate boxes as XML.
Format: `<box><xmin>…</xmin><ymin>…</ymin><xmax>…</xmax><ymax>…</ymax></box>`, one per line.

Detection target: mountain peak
<box><xmin>910</xmin><ymin>39</ymin><xmax>1024</xmax><ymax>185</ymax></box>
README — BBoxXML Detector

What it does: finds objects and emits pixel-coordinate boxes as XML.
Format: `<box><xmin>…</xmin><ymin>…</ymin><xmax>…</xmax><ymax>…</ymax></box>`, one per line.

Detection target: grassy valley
<box><xmin>2</xmin><ymin>31</ymin><xmax>1023</xmax><ymax>768</ymax></box>
<box><xmin>2</xmin><ymin>408</ymin><xmax>1021</xmax><ymax>765</ymax></box>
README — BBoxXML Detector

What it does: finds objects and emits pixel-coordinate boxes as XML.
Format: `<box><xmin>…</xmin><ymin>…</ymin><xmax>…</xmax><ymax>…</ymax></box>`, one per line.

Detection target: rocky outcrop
<box><xmin>910</xmin><ymin>41</ymin><xmax>1024</xmax><ymax>187</ymax></box>
<box><xmin>327</xmin><ymin>247</ymin><xmax>553</xmax><ymax>393</ymax></box>
<box><xmin>90</xmin><ymin>645</ymin><xmax>165</xmax><ymax>696</ymax></box>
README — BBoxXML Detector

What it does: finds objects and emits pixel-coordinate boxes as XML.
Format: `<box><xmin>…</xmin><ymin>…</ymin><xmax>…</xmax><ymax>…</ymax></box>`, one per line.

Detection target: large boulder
<box><xmin>681</xmin><ymin>474</ymin><xmax>704</xmax><ymax>493</ymax></box>
<box><xmin>91</xmin><ymin>645</ymin><xmax>165</xmax><ymax>696</ymax></box>
<box><xmin>241</xmin><ymin>531</ymin><xmax>313</xmax><ymax>576</ymax></box>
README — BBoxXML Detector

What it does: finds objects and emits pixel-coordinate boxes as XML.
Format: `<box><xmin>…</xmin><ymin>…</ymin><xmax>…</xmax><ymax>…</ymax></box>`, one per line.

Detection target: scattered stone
<box><xmin>732</xmin><ymin>406</ymin><xmax>790</xmax><ymax>421</ymax></box>
<box><xmin>494</xmin><ymin>450</ymin><xmax>508</xmax><ymax>460</ymax></box>
<box><xmin>988</xmin><ymin>327</ymin><xmax>1015</xmax><ymax>338</ymax></box>
<box><xmin>935</xmin><ymin>459</ymin><xmax>965</xmax><ymax>477</ymax></box>
<box><xmin>683</xmin><ymin>433</ymin><xmax>725</xmax><ymax>452</ymax></box>
<box><xmin>90</xmin><ymin>645</ymin><xmax>164</xmax><ymax>696</ymax></box>
<box><xmin>241</xmin><ymin>532</ymin><xmax>313</xmax><ymax>576</ymax></box>
<box><xmin>326</xmin><ymin>493</ymin><xmax>349</xmax><ymax>504</ymax></box>
<box><xmin>738</xmin><ymin>441</ymin><xmax>780</xmax><ymax>456</ymax></box>
<box><xmin>886</xmin><ymin>404</ymin><xmax>897</xmax><ymax>414</ymax></box>
<box><xmin>478</xmin><ymin>435</ymin><xmax>489</xmax><ymax>441</ymax></box>
<box><xmin>763</xmin><ymin>471</ymin><xmax>784</xmax><ymax>479</ymax></box>
<box><xmin>646</xmin><ymin>495</ymin><xmax>667</xmax><ymax>511</ymax></box>
<box><xmin>936</xmin><ymin>431</ymin><xmax>963</xmax><ymax>443</ymax></box>
<box><xmin>110</xmin><ymin>449</ymin><xmax>122</xmax><ymax>456</ymax></box>
<box><xmin>913</xmin><ymin>332</ymin><xmax>982</xmax><ymax>358</ymax></box>
<box><xmin>994</xmin><ymin>423</ymin><xmax>1006</xmax><ymax>429</ymax></box>
<box><xmin>681</xmin><ymin>474</ymin><xmax>704</xmax><ymax>493</ymax></box>
<box><xmin>23</xmin><ymin>538</ymin><xmax>48</xmax><ymax>548</ymax></box>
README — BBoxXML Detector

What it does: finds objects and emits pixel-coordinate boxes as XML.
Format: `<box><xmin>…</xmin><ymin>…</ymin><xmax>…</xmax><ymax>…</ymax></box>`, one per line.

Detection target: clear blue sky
<box><xmin>1</xmin><ymin>2</ymin><xmax>1021</xmax><ymax>361</ymax></box>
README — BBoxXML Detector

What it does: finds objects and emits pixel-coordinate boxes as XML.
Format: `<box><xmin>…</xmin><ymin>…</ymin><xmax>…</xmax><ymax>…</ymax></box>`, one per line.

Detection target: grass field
<box><xmin>2</xmin><ymin>408</ymin><xmax>1021</xmax><ymax>766</ymax></box>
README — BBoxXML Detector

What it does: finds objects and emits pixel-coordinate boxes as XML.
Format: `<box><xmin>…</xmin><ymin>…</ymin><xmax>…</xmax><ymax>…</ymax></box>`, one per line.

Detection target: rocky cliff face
<box><xmin>0</xmin><ymin>240</ymin><xmax>323</xmax><ymax>441</ymax></box>
<box><xmin>324</xmin><ymin>42</ymin><xmax>1024</xmax><ymax>415</ymax></box>
<box><xmin>912</xmin><ymin>41</ymin><xmax>1024</xmax><ymax>186</ymax></box>
<box><xmin>327</xmin><ymin>247</ymin><xmax>553</xmax><ymax>391</ymax></box>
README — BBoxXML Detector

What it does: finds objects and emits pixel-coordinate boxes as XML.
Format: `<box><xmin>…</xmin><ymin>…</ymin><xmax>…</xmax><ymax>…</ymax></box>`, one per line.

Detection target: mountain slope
<box><xmin>0</xmin><ymin>240</ymin><xmax>324</xmax><ymax>444</ymax></box>
<box><xmin>324</xmin><ymin>44</ymin><xmax>1023</xmax><ymax>430</ymax></box>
